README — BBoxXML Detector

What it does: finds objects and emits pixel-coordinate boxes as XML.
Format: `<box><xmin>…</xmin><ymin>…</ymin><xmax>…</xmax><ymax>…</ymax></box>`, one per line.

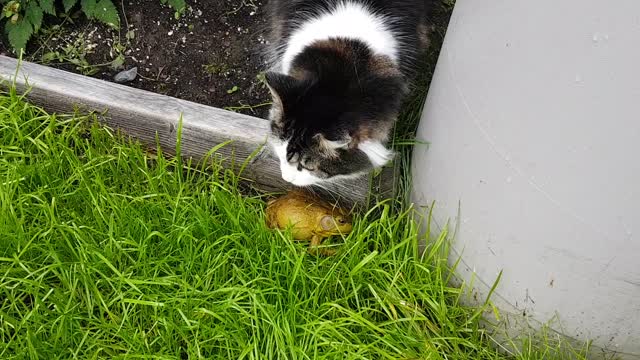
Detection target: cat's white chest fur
<box><xmin>280</xmin><ymin>2</ymin><xmax>399</xmax><ymax>74</ymax></box>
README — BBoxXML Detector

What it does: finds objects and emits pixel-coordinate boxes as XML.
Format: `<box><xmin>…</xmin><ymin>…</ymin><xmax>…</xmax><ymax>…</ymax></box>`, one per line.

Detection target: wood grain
<box><xmin>0</xmin><ymin>55</ymin><xmax>395</xmax><ymax>206</ymax></box>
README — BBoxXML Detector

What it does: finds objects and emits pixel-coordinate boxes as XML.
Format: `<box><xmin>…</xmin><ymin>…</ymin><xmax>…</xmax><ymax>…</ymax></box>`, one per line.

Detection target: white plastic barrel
<box><xmin>411</xmin><ymin>0</ymin><xmax>640</xmax><ymax>358</ymax></box>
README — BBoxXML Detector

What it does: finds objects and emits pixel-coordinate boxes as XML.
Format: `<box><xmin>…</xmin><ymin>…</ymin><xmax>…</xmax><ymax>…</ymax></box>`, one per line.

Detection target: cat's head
<box><xmin>265</xmin><ymin>40</ymin><xmax>408</xmax><ymax>186</ymax></box>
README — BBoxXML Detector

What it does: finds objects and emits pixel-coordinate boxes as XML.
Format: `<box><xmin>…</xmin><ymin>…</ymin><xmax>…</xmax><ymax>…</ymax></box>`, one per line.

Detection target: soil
<box><xmin>0</xmin><ymin>0</ymin><xmax>453</xmax><ymax>120</ymax></box>
<box><xmin>1</xmin><ymin>0</ymin><xmax>273</xmax><ymax>118</ymax></box>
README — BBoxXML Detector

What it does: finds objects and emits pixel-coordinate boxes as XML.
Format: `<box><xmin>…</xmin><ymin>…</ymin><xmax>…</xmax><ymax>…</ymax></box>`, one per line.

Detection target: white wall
<box><xmin>412</xmin><ymin>0</ymin><xmax>640</xmax><ymax>357</ymax></box>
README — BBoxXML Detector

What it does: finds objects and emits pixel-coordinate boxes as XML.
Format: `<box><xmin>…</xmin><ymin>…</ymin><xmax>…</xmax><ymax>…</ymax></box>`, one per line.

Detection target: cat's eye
<box><xmin>297</xmin><ymin>163</ymin><xmax>316</xmax><ymax>172</ymax></box>
<box><xmin>297</xmin><ymin>157</ymin><xmax>317</xmax><ymax>171</ymax></box>
<box><xmin>287</xmin><ymin>152</ymin><xmax>298</xmax><ymax>162</ymax></box>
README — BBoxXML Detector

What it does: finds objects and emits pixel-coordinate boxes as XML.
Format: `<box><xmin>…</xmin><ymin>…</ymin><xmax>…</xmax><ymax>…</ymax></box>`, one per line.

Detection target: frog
<box><xmin>265</xmin><ymin>189</ymin><xmax>353</xmax><ymax>256</ymax></box>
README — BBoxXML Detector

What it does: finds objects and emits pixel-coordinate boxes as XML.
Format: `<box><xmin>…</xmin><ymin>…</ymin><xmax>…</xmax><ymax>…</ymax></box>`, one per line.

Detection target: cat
<box><xmin>264</xmin><ymin>0</ymin><xmax>432</xmax><ymax>186</ymax></box>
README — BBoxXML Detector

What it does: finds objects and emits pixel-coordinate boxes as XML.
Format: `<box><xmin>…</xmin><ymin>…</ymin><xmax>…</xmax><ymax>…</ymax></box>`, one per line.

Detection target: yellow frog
<box><xmin>265</xmin><ymin>189</ymin><xmax>352</xmax><ymax>255</ymax></box>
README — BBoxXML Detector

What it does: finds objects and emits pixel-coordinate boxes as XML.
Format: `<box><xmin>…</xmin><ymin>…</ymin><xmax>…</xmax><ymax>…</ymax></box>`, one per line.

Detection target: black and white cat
<box><xmin>264</xmin><ymin>0</ymin><xmax>432</xmax><ymax>186</ymax></box>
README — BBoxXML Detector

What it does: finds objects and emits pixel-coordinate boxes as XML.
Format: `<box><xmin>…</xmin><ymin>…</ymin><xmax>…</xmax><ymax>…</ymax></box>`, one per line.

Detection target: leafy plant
<box><xmin>160</xmin><ymin>0</ymin><xmax>185</xmax><ymax>19</ymax></box>
<box><xmin>40</xmin><ymin>35</ymin><xmax>98</xmax><ymax>74</ymax></box>
<box><xmin>202</xmin><ymin>62</ymin><xmax>229</xmax><ymax>76</ymax></box>
<box><xmin>226</xmin><ymin>85</ymin><xmax>239</xmax><ymax>94</ymax></box>
<box><xmin>2</xmin><ymin>0</ymin><xmax>120</xmax><ymax>53</ymax></box>
<box><xmin>255</xmin><ymin>71</ymin><xmax>267</xmax><ymax>88</ymax></box>
<box><xmin>38</xmin><ymin>28</ymin><xmax>117</xmax><ymax>75</ymax></box>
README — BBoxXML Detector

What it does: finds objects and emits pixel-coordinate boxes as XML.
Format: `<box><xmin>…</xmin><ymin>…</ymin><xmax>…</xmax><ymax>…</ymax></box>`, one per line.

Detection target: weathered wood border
<box><xmin>0</xmin><ymin>55</ymin><xmax>395</xmax><ymax>206</ymax></box>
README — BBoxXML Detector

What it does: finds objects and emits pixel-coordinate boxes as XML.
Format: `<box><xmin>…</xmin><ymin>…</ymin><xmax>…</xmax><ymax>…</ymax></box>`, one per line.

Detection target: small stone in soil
<box><xmin>114</xmin><ymin>67</ymin><xmax>138</xmax><ymax>83</ymax></box>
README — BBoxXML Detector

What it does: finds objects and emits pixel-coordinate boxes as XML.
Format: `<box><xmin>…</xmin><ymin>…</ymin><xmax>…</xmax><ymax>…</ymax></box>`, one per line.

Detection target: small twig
<box><xmin>224</xmin><ymin>101</ymin><xmax>272</xmax><ymax>114</ymax></box>
<box><xmin>120</xmin><ymin>0</ymin><xmax>130</xmax><ymax>30</ymax></box>
<box><xmin>136</xmin><ymin>73</ymin><xmax>159</xmax><ymax>82</ymax></box>
<box><xmin>156</xmin><ymin>66</ymin><xmax>166</xmax><ymax>81</ymax></box>
<box><xmin>224</xmin><ymin>0</ymin><xmax>258</xmax><ymax>16</ymax></box>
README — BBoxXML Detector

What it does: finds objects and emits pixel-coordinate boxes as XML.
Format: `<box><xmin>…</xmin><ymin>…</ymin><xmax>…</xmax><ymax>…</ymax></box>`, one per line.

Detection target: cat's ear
<box><xmin>264</xmin><ymin>72</ymin><xmax>299</xmax><ymax>106</ymax></box>
<box><xmin>265</xmin><ymin>72</ymin><xmax>299</xmax><ymax>127</ymax></box>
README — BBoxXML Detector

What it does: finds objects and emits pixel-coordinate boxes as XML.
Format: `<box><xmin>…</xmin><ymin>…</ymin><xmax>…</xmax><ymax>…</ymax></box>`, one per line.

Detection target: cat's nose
<box><xmin>282</xmin><ymin>171</ymin><xmax>295</xmax><ymax>183</ymax></box>
<box><xmin>280</xmin><ymin>163</ymin><xmax>296</xmax><ymax>183</ymax></box>
<box><xmin>280</xmin><ymin>162</ymin><xmax>318</xmax><ymax>186</ymax></box>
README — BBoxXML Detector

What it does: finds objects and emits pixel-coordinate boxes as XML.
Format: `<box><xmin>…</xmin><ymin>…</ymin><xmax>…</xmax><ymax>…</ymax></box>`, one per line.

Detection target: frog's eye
<box><xmin>336</xmin><ymin>217</ymin><xmax>346</xmax><ymax>224</ymax></box>
<box><xmin>320</xmin><ymin>215</ymin><xmax>336</xmax><ymax>230</ymax></box>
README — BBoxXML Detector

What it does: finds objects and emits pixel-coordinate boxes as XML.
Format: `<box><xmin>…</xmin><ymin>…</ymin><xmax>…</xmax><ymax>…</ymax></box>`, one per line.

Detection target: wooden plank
<box><xmin>0</xmin><ymin>55</ymin><xmax>395</xmax><ymax>206</ymax></box>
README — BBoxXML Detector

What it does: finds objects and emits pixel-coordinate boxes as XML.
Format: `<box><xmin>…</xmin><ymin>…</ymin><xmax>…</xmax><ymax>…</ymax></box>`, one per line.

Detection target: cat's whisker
<box><xmin>314</xmin><ymin>182</ymin><xmax>347</xmax><ymax>201</ymax></box>
<box><xmin>310</xmin><ymin>183</ymin><xmax>332</xmax><ymax>197</ymax></box>
<box><xmin>307</xmin><ymin>185</ymin><xmax>325</xmax><ymax>199</ymax></box>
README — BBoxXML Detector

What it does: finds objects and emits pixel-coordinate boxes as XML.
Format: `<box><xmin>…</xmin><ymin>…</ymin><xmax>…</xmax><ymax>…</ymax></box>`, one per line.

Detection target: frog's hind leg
<box><xmin>308</xmin><ymin>235</ymin><xmax>337</xmax><ymax>256</ymax></box>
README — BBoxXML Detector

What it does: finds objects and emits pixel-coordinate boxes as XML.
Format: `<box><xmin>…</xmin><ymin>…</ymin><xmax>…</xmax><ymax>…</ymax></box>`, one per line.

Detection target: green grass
<box><xmin>0</xmin><ymin>88</ymin><xmax>461</xmax><ymax>358</ymax></box>
<box><xmin>0</xmin><ymin>83</ymin><xmax>591</xmax><ymax>359</ymax></box>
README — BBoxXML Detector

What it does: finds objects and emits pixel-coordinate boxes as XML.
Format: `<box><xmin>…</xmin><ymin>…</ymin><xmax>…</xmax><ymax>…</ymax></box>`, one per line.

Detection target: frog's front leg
<box><xmin>308</xmin><ymin>235</ymin><xmax>337</xmax><ymax>256</ymax></box>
